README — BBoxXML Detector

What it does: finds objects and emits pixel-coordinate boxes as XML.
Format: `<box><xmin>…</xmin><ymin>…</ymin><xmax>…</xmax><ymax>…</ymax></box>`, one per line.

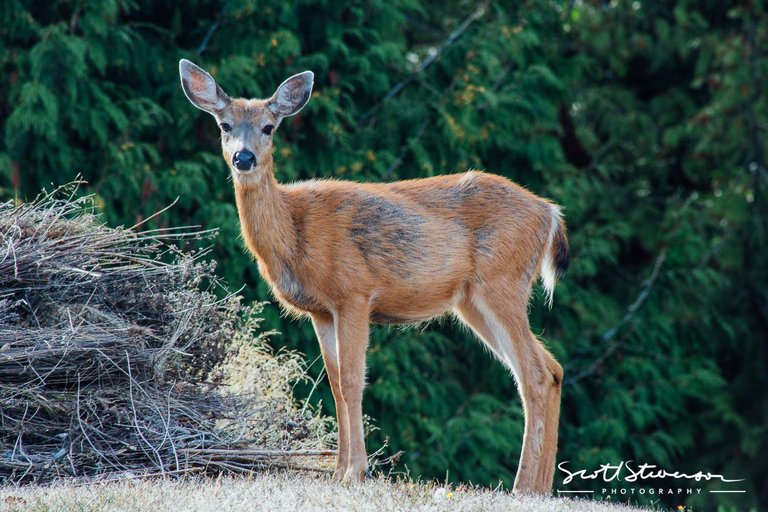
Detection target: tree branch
<box><xmin>383</xmin><ymin>118</ymin><xmax>429</xmax><ymax>179</ymax></box>
<box><xmin>381</xmin><ymin>70</ymin><xmax>465</xmax><ymax>178</ymax></box>
<box><xmin>357</xmin><ymin>0</ymin><xmax>490</xmax><ymax>125</ymax></box>
<box><xmin>564</xmin><ymin>246</ymin><xmax>668</xmax><ymax>386</ymax></box>
<box><xmin>195</xmin><ymin>21</ymin><xmax>220</xmax><ymax>56</ymax></box>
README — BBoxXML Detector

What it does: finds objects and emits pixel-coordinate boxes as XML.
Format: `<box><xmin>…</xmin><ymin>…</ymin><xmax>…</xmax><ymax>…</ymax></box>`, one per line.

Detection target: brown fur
<box><xmin>179</xmin><ymin>60</ymin><xmax>569</xmax><ymax>493</ymax></box>
<box><xmin>237</xmin><ymin>171</ymin><xmax>555</xmax><ymax>323</ymax></box>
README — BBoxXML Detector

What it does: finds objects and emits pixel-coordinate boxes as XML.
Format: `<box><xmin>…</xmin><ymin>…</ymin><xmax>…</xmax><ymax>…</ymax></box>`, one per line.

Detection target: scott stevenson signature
<box><xmin>558</xmin><ymin>461</ymin><xmax>744</xmax><ymax>485</ymax></box>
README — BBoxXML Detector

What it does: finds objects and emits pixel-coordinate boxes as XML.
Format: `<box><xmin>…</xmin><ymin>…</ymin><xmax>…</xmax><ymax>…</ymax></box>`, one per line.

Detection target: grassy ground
<box><xmin>0</xmin><ymin>472</ymin><xmax>648</xmax><ymax>512</ymax></box>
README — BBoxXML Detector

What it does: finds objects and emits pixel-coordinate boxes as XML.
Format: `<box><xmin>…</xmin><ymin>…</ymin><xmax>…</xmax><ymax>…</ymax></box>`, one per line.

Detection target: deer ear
<box><xmin>179</xmin><ymin>59</ymin><xmax>230</xmax><ymax>115</ymax></box>
<box><xmin>268</xmin><ymin>71</ymin><xmax>314</xmax><ymax>118</ymax></box>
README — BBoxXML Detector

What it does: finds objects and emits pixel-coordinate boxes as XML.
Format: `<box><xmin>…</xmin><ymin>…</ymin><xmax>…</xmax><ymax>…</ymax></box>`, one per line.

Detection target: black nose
<box><xmin>233</xmin><ymin>150</ymin><xmax>255</xmax><ymax>171</ymax></box>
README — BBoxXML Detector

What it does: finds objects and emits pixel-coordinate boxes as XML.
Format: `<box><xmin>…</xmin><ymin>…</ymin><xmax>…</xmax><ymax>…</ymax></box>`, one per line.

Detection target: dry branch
<box><xmin>0</xmin><ymin>183</ymin><xmax>332</xmax><ymax>484</ymax></box>
<box><xmin>356</xmin><ymin>1</ymin><xmax>490</xmax><ymax>125</ymax></box>
<box><xmin>564</xmin><ymin>247</ymin><xmax>668</xmax><ymax>385</ymax></box>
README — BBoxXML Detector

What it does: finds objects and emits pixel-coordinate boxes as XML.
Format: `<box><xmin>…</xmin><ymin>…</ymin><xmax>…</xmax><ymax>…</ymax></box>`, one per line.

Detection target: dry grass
<box><xmin>0</xmin><ymin>472</ymin><xmax>649</xmax><ymax>512</ymax></box>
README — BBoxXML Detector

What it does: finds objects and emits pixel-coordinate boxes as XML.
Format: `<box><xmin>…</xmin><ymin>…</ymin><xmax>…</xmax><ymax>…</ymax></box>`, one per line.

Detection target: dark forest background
<box><xmin>1</xmin><ymin>1</ymin><xmax>766</xmax><ymax>510</ymax></box>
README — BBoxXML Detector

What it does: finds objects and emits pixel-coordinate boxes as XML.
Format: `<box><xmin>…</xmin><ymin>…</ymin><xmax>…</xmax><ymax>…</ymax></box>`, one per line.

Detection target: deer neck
<box><xmin>232</xmin><ymin>158</ymin><xmax>294</xmax><ymax>273</ymax></box>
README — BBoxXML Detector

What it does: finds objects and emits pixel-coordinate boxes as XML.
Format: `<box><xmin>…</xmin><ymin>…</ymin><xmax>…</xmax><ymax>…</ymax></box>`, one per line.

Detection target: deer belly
<box><xmin>369</xmin><ymin>283</ymin><xmax>464</xmax><ymax>325</ymax></box>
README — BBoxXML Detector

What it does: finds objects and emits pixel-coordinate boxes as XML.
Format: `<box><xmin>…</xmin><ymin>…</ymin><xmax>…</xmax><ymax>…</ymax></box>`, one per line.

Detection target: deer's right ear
<box><xmin>179</xmin><ymin>59</ymin><xmax>230</xmax><ymax>115</ymax></box>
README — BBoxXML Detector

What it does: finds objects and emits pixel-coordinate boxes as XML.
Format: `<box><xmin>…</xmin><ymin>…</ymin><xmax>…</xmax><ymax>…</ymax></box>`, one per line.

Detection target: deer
<box><xmin>179</xmin><ymin>59</ymin><xmax>569</xmax><ymax>494</ymax></box>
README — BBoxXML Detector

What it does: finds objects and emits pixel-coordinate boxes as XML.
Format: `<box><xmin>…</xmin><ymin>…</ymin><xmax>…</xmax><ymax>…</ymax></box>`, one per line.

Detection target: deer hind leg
<box><xmin>455</xmin><ymin>287</ymin><xmax>563</xmax><ymax>495</ymax></box>
<box><xmin>311</xmin><ymin>313</ymin><xmax>349</xmax><ymax>481</ymax></box>
<box><xmin>334</xmin><ymin>296</ymin><xmax>370</xmax><ymax>483</ymax></box>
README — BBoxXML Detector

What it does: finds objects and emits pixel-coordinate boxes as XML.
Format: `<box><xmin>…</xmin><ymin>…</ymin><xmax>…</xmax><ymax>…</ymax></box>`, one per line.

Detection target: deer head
<box><xmin>179</xmin><ymin>59</ymin><xmax>313</xmax><ymax>176</ymax></box>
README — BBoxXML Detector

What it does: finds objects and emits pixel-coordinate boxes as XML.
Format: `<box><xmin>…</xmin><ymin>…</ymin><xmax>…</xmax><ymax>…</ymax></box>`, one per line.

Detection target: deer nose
<box><xmin>233</xmin><ymin>150</ymin><xmax>255</xmax><ymax>171</ymax></box>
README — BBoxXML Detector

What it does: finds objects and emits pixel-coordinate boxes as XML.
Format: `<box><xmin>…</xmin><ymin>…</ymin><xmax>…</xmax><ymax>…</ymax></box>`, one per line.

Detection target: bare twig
<box><xmin>195</xmin><ymin>22</ymin><xmax>219</xmax><ymax>56</ymax></box>
<box><xmin>383</xmin><ymin>118</ymin><xmax>430</xmax><ymax>179</ymax></box>
<box><xmin>178</xmin><ymin>449</ymin><xmax>335</xmax><ymax>457</ymax></box>
<box><xmin>0</xmin><ymin>184</ymin><xmax>332</xmax><ymax>483</ymax></box>
<box><xmin>600</xmin><ymin>246</ymin><xmax>668</xmax><ymax>344</ymax></box>
<box><xmin>564</xmin><ymin>247</ymin><xmax>668</xmax><ymax>385</ymax></box>
<box><xmin>357</xmin><ymin>1</ymin><xmax>490</xmax><ymax>125</ymax></box>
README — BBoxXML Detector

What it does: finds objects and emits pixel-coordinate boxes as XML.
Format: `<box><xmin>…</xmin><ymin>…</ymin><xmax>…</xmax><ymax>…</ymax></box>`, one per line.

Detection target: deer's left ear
<box><xmin>179</xmin><ymin>59</ymin><xmax>230</xmax><ymax>115</ymax></box>
<box><xmin>268</xmin><ymin>71</ymin><xmax>314</xmax><ymax>118</ymax></box>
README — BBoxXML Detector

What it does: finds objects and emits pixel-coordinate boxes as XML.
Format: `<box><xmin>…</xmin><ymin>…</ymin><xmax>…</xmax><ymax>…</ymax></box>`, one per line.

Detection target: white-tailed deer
<box><xmin>179</xmin><ymin>59</ymin><xmax>569</xmax><ymax>494</ymax></box>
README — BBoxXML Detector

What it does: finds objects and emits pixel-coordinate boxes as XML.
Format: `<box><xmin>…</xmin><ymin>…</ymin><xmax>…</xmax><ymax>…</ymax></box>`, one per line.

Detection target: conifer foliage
<box><xmin>1</xmin><ymin>1</ymin><xmax>765</xmax><ymax>508</ymax></box>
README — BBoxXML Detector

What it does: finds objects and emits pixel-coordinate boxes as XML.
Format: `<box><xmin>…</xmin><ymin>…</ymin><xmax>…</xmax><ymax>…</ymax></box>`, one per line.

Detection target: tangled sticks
<box><xmin>0</xmin><ymin>184</ymin><xmax>331</xmax><ymax>484</ymax></box>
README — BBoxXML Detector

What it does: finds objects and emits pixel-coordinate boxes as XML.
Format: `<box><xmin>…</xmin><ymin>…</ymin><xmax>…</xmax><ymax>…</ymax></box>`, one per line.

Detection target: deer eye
<box><xmin>262</xmin><ymin>124</ymin><xmax>274</xmax><ymax>135</ymax></box>
<box><xmin>219</xmin><ymin>123</ymin><xmax>231</xmax><ymax>132</ymax></box>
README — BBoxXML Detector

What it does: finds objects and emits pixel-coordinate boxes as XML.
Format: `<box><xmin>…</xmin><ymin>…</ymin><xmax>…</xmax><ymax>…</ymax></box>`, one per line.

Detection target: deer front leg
<box><xmin>335</xmin><ymin>296</ymin><xmax>370</xmax><ymax>483</ymax></box>
<box><xmin>311</xmin><ymin>313</ymin><xmax>348</xmax><ymax>480</ymax></box>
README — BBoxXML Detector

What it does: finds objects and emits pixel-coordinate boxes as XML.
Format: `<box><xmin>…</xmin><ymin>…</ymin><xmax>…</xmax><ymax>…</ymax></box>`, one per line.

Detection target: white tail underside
<box><xmin>540</xmin><ymin>204</ymin><xmax>562</xmax><ymax>308</ymax></box>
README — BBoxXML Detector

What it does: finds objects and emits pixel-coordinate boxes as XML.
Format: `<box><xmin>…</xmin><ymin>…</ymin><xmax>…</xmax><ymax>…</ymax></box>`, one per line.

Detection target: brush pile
<box><xmin>0</xmin><ymin>184</ymin><xmax>332</xmax><ymax>484</ymax></box>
